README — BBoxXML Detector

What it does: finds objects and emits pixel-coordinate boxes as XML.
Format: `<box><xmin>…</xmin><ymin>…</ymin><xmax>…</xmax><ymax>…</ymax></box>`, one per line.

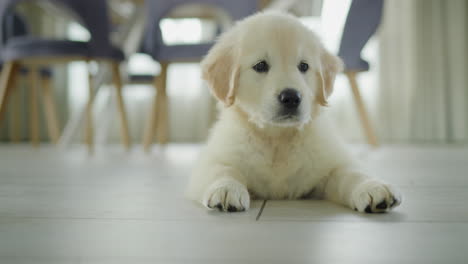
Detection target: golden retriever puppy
<box><xmin>188</xmin><ymin>12</ymin><xmax>401</xmax><ymax>213</ymax></box>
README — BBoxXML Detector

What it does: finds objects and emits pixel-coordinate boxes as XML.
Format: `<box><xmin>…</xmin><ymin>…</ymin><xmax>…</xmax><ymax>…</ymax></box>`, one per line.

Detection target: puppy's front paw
<box><xmin>202</xmin><ymin>178</ymin><xmax>250</xmax><ymax>212</ymax></box>
<box><xmin>351</xmin><ymin>180</ymin><xmax>402</xmax><ymax>213</ymax></box>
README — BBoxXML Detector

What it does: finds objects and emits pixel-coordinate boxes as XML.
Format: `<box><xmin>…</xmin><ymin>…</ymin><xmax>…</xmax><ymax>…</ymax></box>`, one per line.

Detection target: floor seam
<box><xmin>255</xmin><ymin>200</ymin><xmax>267</xmax><ymax>221</ymax></box>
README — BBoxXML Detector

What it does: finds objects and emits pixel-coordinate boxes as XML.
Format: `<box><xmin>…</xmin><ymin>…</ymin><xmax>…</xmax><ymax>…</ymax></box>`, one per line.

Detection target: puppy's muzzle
<box><xmin>278</xmin><ymin>88</ymin><xmax>301</xmax><ymax>113</ymax></box>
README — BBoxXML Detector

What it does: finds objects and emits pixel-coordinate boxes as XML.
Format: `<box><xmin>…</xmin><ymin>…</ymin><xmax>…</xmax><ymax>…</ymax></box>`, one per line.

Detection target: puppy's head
<box><xmin>201</xmin><ymin>12</ymin><xmax>342</xmax><ymax>127</ymax></box>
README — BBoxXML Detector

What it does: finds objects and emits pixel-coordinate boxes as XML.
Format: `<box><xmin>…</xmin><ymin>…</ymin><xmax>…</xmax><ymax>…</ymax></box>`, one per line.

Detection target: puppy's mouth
<box><xmin>271</xmin><ymin>113</ymin><xmax>302</xmax><ymax>125</ymax></box>
<box><xmin>276</xmin><ymin>114</ymin><xmax>299</xmax><ymax>121</ymax></box>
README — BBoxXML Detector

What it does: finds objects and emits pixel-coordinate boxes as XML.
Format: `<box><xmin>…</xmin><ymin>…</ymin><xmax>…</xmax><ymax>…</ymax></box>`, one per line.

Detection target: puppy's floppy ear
<box><xmin>316</xmin><ymin>49</ymin><xmax>343</xmax><ymax>106</ymax></box>
<box><xmin>201</xmin><ymin>35</ymin><xmax>240</xmax><ymax>107</ymax></box>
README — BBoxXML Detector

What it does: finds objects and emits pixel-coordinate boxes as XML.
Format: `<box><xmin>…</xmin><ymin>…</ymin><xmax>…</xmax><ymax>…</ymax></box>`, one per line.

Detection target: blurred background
<box><xmin>0</xmin><ymin>0</ymin><xmax>466</xmax><ymax>149</ymax></box>
<box><xmin>1</xmin><ymin>2</ymin><xmax>467</xmax><ymax>262</ymax></box>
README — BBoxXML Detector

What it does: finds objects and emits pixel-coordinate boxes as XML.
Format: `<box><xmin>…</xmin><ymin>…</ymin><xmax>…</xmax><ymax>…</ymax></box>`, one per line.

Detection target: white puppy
<box><xmin>188</xmin><ymin>12</ymin><xmax>401</xmax><ymax>213</ymax></box>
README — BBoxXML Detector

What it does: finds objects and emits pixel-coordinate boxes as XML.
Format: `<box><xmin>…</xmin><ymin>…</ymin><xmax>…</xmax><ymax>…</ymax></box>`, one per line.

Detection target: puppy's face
<box><xmin>202</xmin><ymin>12</ymin><xmax>342</xmax><ymax>127</ymax></box>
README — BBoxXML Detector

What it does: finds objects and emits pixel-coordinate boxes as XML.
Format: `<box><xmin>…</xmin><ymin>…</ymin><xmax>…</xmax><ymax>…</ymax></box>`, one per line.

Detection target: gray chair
<box><xmin>1</xmin><ymin>12</ymin><xmax>57</xmax><ymax>143</ymax></box>
<box><xmin>139</xmin><ymin>0</ymin><xmax>257</xmax><ymax>151</ymax></box>
<box><xmin>0</xmin><ymin>0</ymin><xmax>130</xmax><ymax>151</ymax></box>
<box><xmin>338</xmin><ymin>0</ymin><xmax>384</xmax><ymax>147</ymax></box>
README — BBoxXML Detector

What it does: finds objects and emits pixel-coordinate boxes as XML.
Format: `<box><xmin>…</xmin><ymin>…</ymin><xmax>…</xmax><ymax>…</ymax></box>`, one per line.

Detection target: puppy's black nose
<box><xmin>278</xmin><ymin>88</ymin><xmax>301</xmax><ymax>109</ymax></box>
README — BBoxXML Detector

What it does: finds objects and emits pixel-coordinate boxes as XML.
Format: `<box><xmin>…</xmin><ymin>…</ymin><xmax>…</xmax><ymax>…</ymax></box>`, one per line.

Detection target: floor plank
<box><xmin>365</xmin><ymin>145</ymin><xmax>468</xmax><ymax>187</ymax></box>
<box><xmin>0</xmin><ymin>219</ymin><xmax>467</xmax><ymax>264</ymax></box>
<box><xmin>0</xmin><ymin>145</ymin><xmax>261</xmax><ymax>221</ymax></box>
<box><xmin>260</xmin><ymin>186</ymin><xmax>468</xmax><ymax>222</ymax></box>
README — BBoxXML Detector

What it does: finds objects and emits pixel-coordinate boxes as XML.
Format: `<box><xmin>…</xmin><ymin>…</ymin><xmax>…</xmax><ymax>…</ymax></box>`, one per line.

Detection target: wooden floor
<box><xmin>0</xmin><ymin>144</ymin><xmax>467</xmax><ymax>264</ymax></box>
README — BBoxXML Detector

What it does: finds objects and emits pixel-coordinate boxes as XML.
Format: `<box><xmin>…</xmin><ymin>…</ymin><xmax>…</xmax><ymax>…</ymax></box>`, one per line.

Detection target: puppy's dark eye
<box><xmin>298</xmin><ymin>61</ymin><xmax>309</xmax><ymax>73</ymax></box>
<box><xmin>252</xmin><ymin>60</ymin><xmax>269</xmax><ymax>73</ymax></box>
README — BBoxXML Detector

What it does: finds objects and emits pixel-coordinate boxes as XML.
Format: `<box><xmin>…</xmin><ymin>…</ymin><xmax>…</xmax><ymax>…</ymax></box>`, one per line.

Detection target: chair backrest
<box><xmin>0</xmin><ymin>0</ymin><xmax>115</xmax><ymax>57</ymax></box>
<box><xmin>141</xmin><ymin>0</ymin><xmax>258</xmax><ymax>58</ymax></box>
<box><xmin>2</xmin><ymin>12</ymin><xmax>28</xmax><ymax>46</ymax></box>
<box><xmin>337</xmin><ymin>0</ymin><xmax>384</xmax><ymax>71</ymax></box>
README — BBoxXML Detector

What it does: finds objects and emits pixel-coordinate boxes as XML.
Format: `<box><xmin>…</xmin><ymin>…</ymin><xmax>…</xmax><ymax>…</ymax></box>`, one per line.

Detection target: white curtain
<box><xmin>378</xmin><ymin>0</ymin><xmax>468</xmax><ymax>143</ymax></box>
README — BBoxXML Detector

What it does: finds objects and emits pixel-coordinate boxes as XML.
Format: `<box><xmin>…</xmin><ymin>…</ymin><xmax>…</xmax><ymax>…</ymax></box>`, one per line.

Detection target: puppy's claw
<box><xmin>376</xmin><ymin>201</ymin><xmax>387</xmax><ymax>210</ymax></box>
<box><xmin>227</xmin><ymin>205</ymin><xmax>238</xmax><ymax>212</ymax></box>
<box><xmin>365</xmin><ymin>205</ymin><xmax>372</xmax><ymax>213</ymax></box>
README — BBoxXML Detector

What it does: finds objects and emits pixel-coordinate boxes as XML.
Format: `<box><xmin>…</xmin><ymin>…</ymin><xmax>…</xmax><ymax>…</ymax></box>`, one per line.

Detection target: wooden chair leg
<box><xmin>110</xmin><ymin>62</ymin><xmax>131</xmax><ymax>150</ymax></box>
<box><xmin>41</xmin><ymin>75</ymin><xmax>61</xmax><ymax>144</ymax></box>
<box><xmin>85</xmin><ymin>64</ymin><xmax>95</xmax><ymax>153</ymax></box>
<box><xmin>156</xmin><ymin>62</ymin><xmax>169</xmax><ymax>145</ymax></box>
<box><xmin>8</xmin><ymin>69</ymin><xmax>21</xmax><ymax>142</ymax></box>
<box><xmin>345</xmin><ymin>71</ymin><xmax>379</xmax><ymax>147</ymax></box>
<box><xmin>142</xmin><ymin>76</ymin><xmax>159</xmax><ymax>152</ymax></box>
<box><xmin>0</xmin><ymin>62</ymin><xmax>19</xmax><ymax>129</ymax></box>
<box><xmin>143</xmin><ymin>62</ymin><xmax>169</xmax><ymax>152</ymax></box>
<box><xmin>28</xmin><ymin>66</ymin><xmax>40</xmax><ymax>147</ymax></box>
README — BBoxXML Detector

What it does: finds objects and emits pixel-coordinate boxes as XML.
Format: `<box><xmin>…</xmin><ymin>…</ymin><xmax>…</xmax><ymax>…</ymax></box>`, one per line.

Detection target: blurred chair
<box><xmin>338</xmin><ymin>0</ymin><xmax>384</xmax><ymax>147</ymax></box>
<box><xmin>139</xmin><ymin>0</ymin><xmax>257</xmax><ymax>151</ymax></box>
<box><xmin>1</xmin><ymin>12</ymin><xmax>58</xmax><ymax>143</ymax></box>
<box><xmin>0</xmin><ymin>0</ymin><xmax>131</xmax><ymax>151</ymax></box>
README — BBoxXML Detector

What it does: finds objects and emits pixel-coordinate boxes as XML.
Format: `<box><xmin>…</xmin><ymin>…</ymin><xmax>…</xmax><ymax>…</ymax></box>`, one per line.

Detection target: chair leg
<box><xmin>345</xmin><ymin>71</ymin><xmax>379</xmax><ymax>147</ymax></box>
<box><xmin>85</xmin><ymin>64</ymin><xmax>95</xmax><ymax>153</ymax></box>
<box><xmin>142</xmin><ymin>76</ymin><xmax>160</xmax><ymax>152</ymax></box>
<box><xmin>28</xmin><ymin>66</ymin><xmax>40</xmax><ymax>147</ymax></box>
<box><xmin>8</xmin><ymin>69</ymin><xmax>21</xmax><ymax>142</ymax></box>
<box><xmin>156</xmin><ymin>62</ymin><xmax>169</xmax><ymax>145</ymax></box>
<box><xmin>110</xmin><ymin>62</ymin><xmax>131</xmax><ymax>150</ymax></box>
<box><xmin>0</xmin><ymin>62</ymin><xmax>19</xmax><ymax>129</ymax></box>
<box><xmin>41</xmin><ymin>75</ymin><xmax>61</xmax><ymax>144</ymax></box>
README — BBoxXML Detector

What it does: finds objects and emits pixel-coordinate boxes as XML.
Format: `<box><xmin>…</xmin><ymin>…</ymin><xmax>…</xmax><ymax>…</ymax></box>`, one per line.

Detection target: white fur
<box><xmin>187</xmin><ymin>12</ymin><xmax>401</xmax><ymax>213</ymax></box>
